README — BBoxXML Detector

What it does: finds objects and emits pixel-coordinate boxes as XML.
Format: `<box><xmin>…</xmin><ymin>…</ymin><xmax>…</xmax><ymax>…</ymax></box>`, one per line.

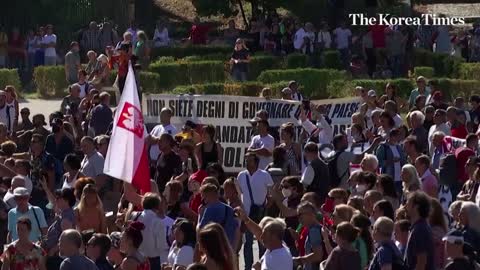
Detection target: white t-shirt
<box><xmin>293</xmin><ymin>28</ymin><xmax>306</xmax><ymax>50</ymax></box>
<box><xmin>393</xmin><ymin>114</ymin><xmax>403</xmax><ymax>128</ymax></box>
<box><xmin>260</xmin><ymin>246</ymin><xmax>293</xmax><ymax>270</ymax></box>
<box><xmin>161</xmin><ymin>216</ymin><xmax>175</xmax><ymax>262</ymax></box>
<box><xmin>237</xmin><ymin>169</ymin><xmax>273</xmax><ymax>216</ymax></box>
<box><xmin>333</xmin><ymin>27</ymin><xmax>352</xmax><ymax>49</ymax></box>
<box><xmin>249</xmin><ymin>134</ymin><xmax>275</xmax><ymax>170</ymax></box>
<box><xmin>149</xmin><ymin>124</ymin><xmax>178</xmax><ymax>160</ymax></box>
<box><xmin>78</xmin><ymin>82</ymin><xmax>89</xmax><ymax>99</ymax></box>
<box><xmin>317</xmin><ymin>31</ymin><xmax>332</xmax><ymax>49</ymax></box>
<box><xmin>43</xmin><ymin>34</ymin><xmax>57</xmax><ymax>57</ymax></box>
<box><xmin>80</xmin><ymin>151</ymin><xmax>105</xmax><ymax>178</ymax></box>
<box><xmin>167</xmin><ymin>242</ymin><xmax>194</xmax><ymax>267</ymax></box>
<box><xmin>388</xmin><ymin>145</ymin><xmax>401</xmax><ymax>182</ymax></box>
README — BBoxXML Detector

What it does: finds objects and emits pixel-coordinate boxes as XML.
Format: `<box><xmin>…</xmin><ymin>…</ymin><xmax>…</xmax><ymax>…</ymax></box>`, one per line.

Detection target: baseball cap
<box><xmin>288</xmin><ymin>81</ymin><xmax>298</xmax><ymax>87</ymax></box>
<box><xmin>416</xmin><ymin>76</ymin><xmax>426</xmax><ymax>82</ymax></box>
<box><xmin>13</xmin><ymin>187</ymin><xmax>30</xmax><ymax>197</ymax></box>
<box><xmin>367</xmin><ymin>89</ymin><xmax>377</xmax><ymax>97</ymax></box>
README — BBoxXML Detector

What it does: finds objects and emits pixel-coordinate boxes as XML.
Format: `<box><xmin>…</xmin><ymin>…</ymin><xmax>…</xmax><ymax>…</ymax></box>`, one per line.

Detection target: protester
<box><xmin>58</xmin><ymin>229</ymin><xmax>98</xmax><ymax>270</ymax></box>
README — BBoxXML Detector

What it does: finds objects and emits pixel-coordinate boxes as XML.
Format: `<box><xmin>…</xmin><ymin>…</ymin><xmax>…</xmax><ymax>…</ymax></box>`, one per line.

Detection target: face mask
<box><xmin>282</xmin><ymin>188</ymin><xmax>292</xmax><ymax>198</ymax></box>
<box><xmin>356</xmin><ymin>184</ymin><xmax>367</xmax><ymax>193</ymax></box>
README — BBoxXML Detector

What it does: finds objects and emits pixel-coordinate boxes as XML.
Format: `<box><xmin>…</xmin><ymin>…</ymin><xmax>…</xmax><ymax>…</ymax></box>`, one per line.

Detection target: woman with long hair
<box><xmin>198</xmin><ymin>223</ymin><xmax>235</xmax><ymax>270</ymax></box>
<box><xmin>1</xmin><ymin>217</ymin><xmax>47</xmax><ymax>270</ymax></box>
<box><xmin>75</xmin><ymin>184</ymin><xmax>107</xmax><ymax>233</ymax></box>
<box><xmin>195</xmin><ymin>125</ymin><xmax>223</xmax><ymax>170</ymax></box>
<box><xmin>350</xmin><ymin>213</ymin><xmax>374</xmax><ymax>269</ymax></box>
<box><xmin>230</xmin><ymin>38</ymin><xmax>250</xmax><ymax>82</ymax></box>
<box><xmin>279</xmin><ymin>123</ymin><xmax>301</xmax><ymax>175</ymax></box>
<box><xmin>134</xmin><ymin>31</ymin><xmax>150</xmax><ymax>69</ymax></box>
<box><xmin>379</xmin><ymin>83</ymin><xmax>406</xmax><ymax>109</ymax></box>
<box><xmin>428</xmin><ymin>198</ymin><xmax>447</xmax><ymax>270</ymax></box>
<box><xmin>166</xmin><ymin>219</ymin><xmax>196</xmax><ymax>269</ymax></box>
<box><xmin>401</xmin><ymin>164</ymin><xmax>421</xmax><ymax>203</ymax></box>
<box><xmin>120</xmin><ymin>221</ymin><xmax>149</xmax><ymax>270</ymax></box>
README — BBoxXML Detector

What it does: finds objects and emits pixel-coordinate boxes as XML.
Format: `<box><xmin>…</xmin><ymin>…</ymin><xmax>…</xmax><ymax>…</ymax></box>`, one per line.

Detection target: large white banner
<box><xmin>143</xmin><ymin>94</ymin><xmax>360</xmax><ymax>172</ymax></box>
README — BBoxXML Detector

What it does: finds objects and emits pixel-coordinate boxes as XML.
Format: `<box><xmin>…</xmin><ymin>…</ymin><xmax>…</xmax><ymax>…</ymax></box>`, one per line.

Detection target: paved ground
<box><xmin>18</xmin><ymin>98</ymin><xmax>62</xmax><ymax>118</ymax></box>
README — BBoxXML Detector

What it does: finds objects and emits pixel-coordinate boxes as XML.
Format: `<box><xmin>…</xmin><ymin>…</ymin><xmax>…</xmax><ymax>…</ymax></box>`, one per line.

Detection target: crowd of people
<box><xmin>0</xmin><ymin>67</ymin><xmax>478</xmax><ymax>270</ymax></box>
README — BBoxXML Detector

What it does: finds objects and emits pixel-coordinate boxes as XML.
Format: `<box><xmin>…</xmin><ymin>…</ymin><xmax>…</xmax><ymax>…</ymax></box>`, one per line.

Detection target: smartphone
<box><xmin>105</xmin><ymin>211</ymin><xmax>114</xmax><ymax>218</ymax></box>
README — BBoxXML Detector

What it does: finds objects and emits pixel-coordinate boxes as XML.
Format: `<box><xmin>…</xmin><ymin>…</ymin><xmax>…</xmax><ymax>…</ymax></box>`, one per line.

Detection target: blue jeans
<box><xmin>243</xmin><ymin>230</ymin><xmax>265</xmax><ymax>270</ymax></box>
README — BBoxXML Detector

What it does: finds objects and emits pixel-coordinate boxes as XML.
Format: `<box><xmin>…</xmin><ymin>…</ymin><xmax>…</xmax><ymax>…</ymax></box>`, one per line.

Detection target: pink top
<box><xmin>421</xmin><ymin>169</ymin><xmax>438</xmax><ymax>195</ymax></box>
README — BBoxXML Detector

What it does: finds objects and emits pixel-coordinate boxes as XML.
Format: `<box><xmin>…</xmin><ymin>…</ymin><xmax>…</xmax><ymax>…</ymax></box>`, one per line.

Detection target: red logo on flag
<box><xmin>117</xmin><ymin>102</ymin><xmax>144</xmax><ymax>138</ymax></box>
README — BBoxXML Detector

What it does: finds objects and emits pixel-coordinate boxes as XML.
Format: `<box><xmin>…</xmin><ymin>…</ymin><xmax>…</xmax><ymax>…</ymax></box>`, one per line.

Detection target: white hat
<box><xmin>97</xmin><ymin>54</ymin><xmax>108</xmax><ymax>63</ymax></box>
<box><xmin>13</xmin><ymin>187</ymin><xmax>30</xmax><ymax>197</ymax></box>
<box><xmin>367</xmin><ymin>89</ymin><xmax>377</xmax><ymax>97</ymax></box>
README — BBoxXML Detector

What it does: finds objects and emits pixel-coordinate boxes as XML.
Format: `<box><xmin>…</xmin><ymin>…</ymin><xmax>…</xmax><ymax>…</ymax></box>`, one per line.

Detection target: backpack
<box><xmin>323</xmin><ymin>151</ymin><xmax>348</xmax><ymax>188</ymax></box>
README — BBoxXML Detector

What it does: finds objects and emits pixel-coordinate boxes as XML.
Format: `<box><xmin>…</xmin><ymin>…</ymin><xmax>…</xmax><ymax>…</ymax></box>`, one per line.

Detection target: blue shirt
<box><xmin>304</xmin><ymin>224</ymin><xmax>323</xmax><ymax>270</ymax></box>
<box><xmin>199</xmin><ymin>201</ymin><xmax>238</xmax><ymax>246</ymax></box>
<box><xmin>7</xmin><ymin>205</ymin><xmax>48</xmax><ymax>242</ymax></box>
<box><xmin>404</xmin><ymin>219</ymin><xmax>435</xmax><ymax>270</ymax></box>
<box><xmin>369</xmin><ymin>241</ymin><xmax>402</xmax><ymax>270</ymax></box>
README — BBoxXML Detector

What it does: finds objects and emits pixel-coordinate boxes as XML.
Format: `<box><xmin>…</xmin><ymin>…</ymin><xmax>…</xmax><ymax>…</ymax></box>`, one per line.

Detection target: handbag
<box><xmin>245</xmin><ymin>174</ymin><xmax>265</xmax><ymax>223</ymax></box>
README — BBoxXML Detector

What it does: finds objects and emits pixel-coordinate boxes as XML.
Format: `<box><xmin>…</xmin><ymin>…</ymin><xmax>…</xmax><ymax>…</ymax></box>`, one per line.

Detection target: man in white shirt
<box><xmin>149</xmin><ymin>108</ymin><xmax>177</xmax><ymax>161</ymax></box>
<box><xmin>254</xmin><ymin>219</ymin><xmax>293</xmax><ymax>270</ymax></box>
<box><xmin>317</xmin><ymin>21</ymin><xmax>332</xmax><ymax>49</ymax></box>
<box><xmin>130</xmin><ymin>193</ymin><xmax>167</xmax><ymax>269</ymax></box>
<box><xmin>293</xmin><ymin>23</ymin><xmax>306</xmax><ymax>52</ymax></box>
<box><xmin>428</xmin><ymin>109</ymin><xmax>451</xmax><ymax>150</ymax></box>
<box><xmin>43</xmin><ymin>24</ymin><xmax>57</xmax><ymax>66</ymax></box>
<box><xmin>79</xmin><ymin>136</ymin><xmax>106</xmax><ymax>186</ymax></box>
<box><xmin>248</xmin><ymin>119</ymin><xmax>274</xmax><ymax>170</ymax></box>
<box><xmin>237</xmin><ymin>152</ymin><xmax>273</xmax><ymax>270</ymax></box>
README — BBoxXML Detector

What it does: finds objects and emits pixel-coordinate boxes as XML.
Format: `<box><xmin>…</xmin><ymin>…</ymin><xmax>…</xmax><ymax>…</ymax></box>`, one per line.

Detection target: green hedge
<box><xmin>109</xmin><ymin>71</ymin><xmax>162</xmax><ymax>94</ymax></box>
<box><xmin>327</xmin><ymin>78</ymin><xmax>479</xmax><ymax>101</ymax></box>
<box><xmin>285</xmin><ymin>54</ymin><xmax>308</xmax><ymax>69</ymax></box>
<box><xmin>414</xmin><ymin>66</ymin><xmax>434</xmax><ymax>78</ymax></box>
<box><xmin>33</xmin><ymin>66</ymin><xmax>68</xmax><ymax>98</ymax></box>
<box><xmin>171</xmin><ymin>81</ymin><xmax>292</xmax><ymax>97</ymax></box>
<box><xmin>151</xmin><ymin>46</ymin><xmax>232</xmax><ymax>59</ymax></box>
<box><xmin>183</xmin><ymin>53</ymin><xmax>228</xmax><ymax>62</ymax></box>
<box><xmin>247</xmin><ymin>56</ymin><xmax>283</xmax><ymax>80</ymax></box>
<box><xmin>327</xmin><ymin>79</ymin><xmax>414</xmax><ymax>99</ymax></box>
<box><xmin>323</xmin><ymin>50</ymin><xmax>342</xmax><ymax>70</ymax></box>
<box><xmin>258</xmin><ymin>68</ymin><xmax>347</xmax><ymax>99</ymax></box>
<box><xmin>413</xmin><ymin>49</ymin><xmax>464</xmax><ymax>77</ymax></box>
<box><xmin>458</xmin><ymin>63</ymin><xmax>480</xmax><ymax>81</ymax></box>
<box><xmin>0</xmin><ymin>69</ymin><xmax>21</xmax><ymax>91</ymax></box>
<box><xmin>148</xmin><ymin>60</ymin><xmax>225</xmax><ymax>90</ymax></box>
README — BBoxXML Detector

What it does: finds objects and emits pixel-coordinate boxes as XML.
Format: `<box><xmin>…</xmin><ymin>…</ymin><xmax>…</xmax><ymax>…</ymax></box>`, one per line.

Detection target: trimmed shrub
<box><xmin>413</xmin><ymin>48</ymin><xmax>464</xmax><ymax>77</ymax></box>
<box><xmin>247</xmin><ymin>55</ymin><xmax>282</xmax><ymax>80</ymax></box>
<box><xmin>327</xmin><ymin>78</ymin><xmax>479</xmax><ymax>102</ymax></box>
<box><xmin>148</xmin><ymin>60</ymin><xmax>225</xmax><ymax>90</ymax></box>
<box><xmin>155</xmin><ymin>56</ymin><xmax>176</xmax><ymax>63</ymax></box>
<box><xmin>257</xmin><ymin>68</ymin><xmax>347</xmax><ymax>98</ymax></box>
<box><xmin>33</xmin><ymin>66</ymin><xmax>68</xmax><ymax>97</ymax></box>
<box><xmin>414</xmin><ymin>66</ymin><xmax>434</xmax><ymax>78</ymax></box>
<box><xmin>327</xmin><ymin>79</ymin><xmax>415</xmax><ymax>99</ymax></box>
<box><xmin>170</xmin><ymin>81</ymin><xmax>292</xmax><ymax>97</ymax></box>
<box><xmin>183</xmin><ymin>53</ymin><xmax>228</xmax><ymax>62</ymax></box>
<box><xmin>0</xmin><ymin>69</ymin><xmax>21</xmax><ymax>91</ymax></box>
<box><xmin>285</xmin><ymin>54</ymin><xmax>308</xmax><ymax>69</ymax></box>
<box><xmin>458</xmin><ymin>63</ymin><xmax>480</xmax><ymax>81</ymax></box>
<box><xmin>151</xmin><ymin>45</ymin><xmax>232</xmax><ymax>59</ymax></box>
<box><xmin>323</xmin><ymin>50</ymin><xmax>342</xmax><ymax>70</ymax></box>
<box><xmin>442</xmin><ymin>54</ymin><xmax>465</xmax><ymax>78</ymax></box>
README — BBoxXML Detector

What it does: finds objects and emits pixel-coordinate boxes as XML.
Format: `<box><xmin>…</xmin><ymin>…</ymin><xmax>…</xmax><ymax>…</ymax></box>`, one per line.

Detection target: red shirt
<box><xmin>8</xmin><ymin>36</ymin><xmax>25</xmax><ymax>58</ymax></box>
<box><xmin>109</xmin><ymin>54</ymin><xmax>129</xmax><ymax>77</ymax></box>
<box><xmin>190</xmin><ymin>24</ymin><xmax>209</xmax><ymax>45</ymax></box>
<box><xmin>369</xmin><ymin>24</ymin><xmax>387</xmax><ymax>48</ymax></box>
<box><xmin>451</xmin><ymin>125</ymin><xmax>468</xmax><ymax>139</ymax></box>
